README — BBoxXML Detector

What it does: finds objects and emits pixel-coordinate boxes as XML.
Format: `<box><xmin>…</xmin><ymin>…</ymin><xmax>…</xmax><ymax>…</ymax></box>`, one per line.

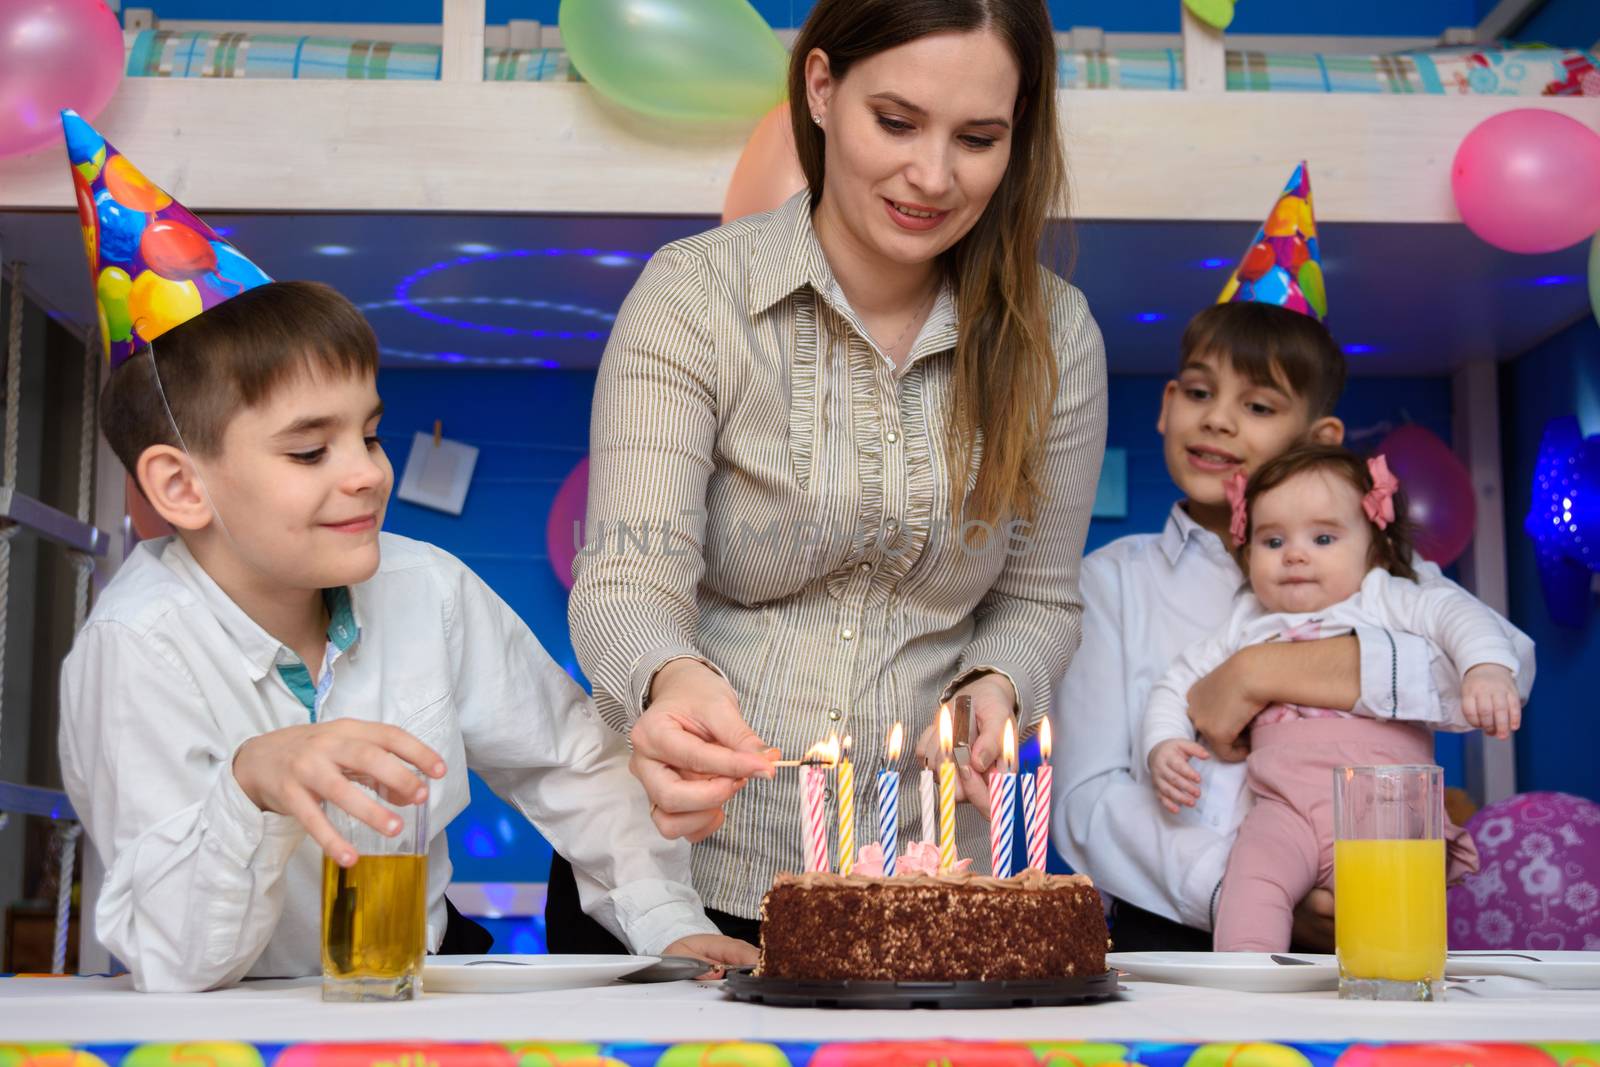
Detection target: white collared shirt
<box><xmin>59</xmin><ymin>533</ymin><xmax>717</xmax><ymax>992</ymax></box>
<box><xmin>1049</xmin><ymin>503</ymin><xmax>1536</xmax><ymax>930</ymax></box>
<box><xmin>1141</xmin><ymin>565</ymin><xmax>1534</xmax><ymax>837</ymax></box>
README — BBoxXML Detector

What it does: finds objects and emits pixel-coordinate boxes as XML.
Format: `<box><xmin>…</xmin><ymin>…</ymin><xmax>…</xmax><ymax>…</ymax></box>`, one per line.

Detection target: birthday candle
<box><xmin>837</xmin><ymin>736</ymin><xmax>856</xmax><ymax>876</ymax></box>
<box><xmin>1031</xmin><ymin>718</ymin><xmax>1053</xmax><ymax>872</ymax></box>
<box><xmin>877</xmin><ymin>722</ymin><xmax>903</xmax><ymax>877</ymax></box>
<box><xmin>938</xmin><ymin>703</ymin><xmax>957</xmax><ymax>872</ymax></box>
<box><xmin>919</xmin><ymin>767</ymin><xmax>936</xmax><ymax>845</ymax></box>
<box><xmin>988</xmin><ymin>719</ymin><xmax>1017</xmax><ymax>878</ymax></box>
<box><xmin>802</xmin><ymin>762</ymin><xmax>828</xmax><ymax>873</ymax></box>
<box><xmin>1021</xmin><ymin>773</ymin><xmax>1041</xmax><ymax>872</ymax></box>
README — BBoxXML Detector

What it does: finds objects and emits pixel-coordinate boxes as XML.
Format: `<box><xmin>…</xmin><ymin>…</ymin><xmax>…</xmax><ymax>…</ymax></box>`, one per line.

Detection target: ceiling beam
<box><xmin>1476</xmin><ymin>0</ymin><xmax>1548</xmax><ymax>41</ymax></box>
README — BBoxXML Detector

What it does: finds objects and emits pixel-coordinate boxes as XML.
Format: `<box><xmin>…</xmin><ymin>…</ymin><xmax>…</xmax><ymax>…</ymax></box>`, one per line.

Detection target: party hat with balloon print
<box><xmin>61</xmin><ymin>108</ymin><xmax>273</xmax><ymax>369</ymax></box>
<box><xmin>1217</xmin><ymin>161</ymin><xmax>1327</xmax><ymax>322</ymax></box>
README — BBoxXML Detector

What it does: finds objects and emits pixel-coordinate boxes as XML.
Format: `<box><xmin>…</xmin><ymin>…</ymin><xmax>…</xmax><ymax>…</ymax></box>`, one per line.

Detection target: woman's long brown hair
<box><xmin>787</xmin><ymin>0</ymin><xmax>1067</xmax><ymax>527</ymax></box>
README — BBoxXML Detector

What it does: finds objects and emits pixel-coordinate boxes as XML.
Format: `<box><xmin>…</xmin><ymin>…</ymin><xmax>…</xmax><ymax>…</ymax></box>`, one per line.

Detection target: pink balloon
<box><xmin>1376</xmin><ymin>425</ymin><xmax>1476</xmax><ymax>568</ymax></box>
<box><xmin>1452</xmin><ymin>109</ymin><xmax>1600</xmax><ymax>254</ymax></box>
<box><xmin>0</xmin><ymin>0</ymin><xmax>124</xmax><ymax>160</ymax></box>
<box><xmin>722</xmin><ymin>103</ymin><xmax>807</xmax><ymax>225</ymax></box>
<box><xmin>546</xmin><ymin>456</ymin><xmax>590</xmax><ymax>591</ymax></box>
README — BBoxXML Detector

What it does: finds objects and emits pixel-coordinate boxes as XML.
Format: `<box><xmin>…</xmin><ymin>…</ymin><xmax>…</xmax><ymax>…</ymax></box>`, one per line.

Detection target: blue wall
<box><xmin>132</xmin><ymin>0</ymin><xmax>1496</xmax><ymax>38</ymax></box>
<box><xmin>1501</xmin><ymin>315</ymin><xmax>1600</xmax><ymax>804</ymax></box>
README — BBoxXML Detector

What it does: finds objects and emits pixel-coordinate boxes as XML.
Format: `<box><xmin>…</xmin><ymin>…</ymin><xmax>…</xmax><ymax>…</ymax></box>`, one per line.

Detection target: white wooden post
<box><xmin>1181</xmin><ymin>3</ymin><xmax>1227</xmax><ymax>94</ymax></box>
<box><xmin>440</xmin><ymin>0</ymin><xmax>486</xmax><ymax>83</ymax></box>
<box><xmin>506</xmin><ymin>19</ymin><xmax>542</xmax><ymax>51</ymax></box>
<box><xmin>1068</xmin><ymin>26</ymin><xmax>1106</xmax><ymax>53</ymax></box>
<box><xmin>1453</xmin><ymin>358</ymin><xmax>1518</xmax><ymax>806</ymax></box>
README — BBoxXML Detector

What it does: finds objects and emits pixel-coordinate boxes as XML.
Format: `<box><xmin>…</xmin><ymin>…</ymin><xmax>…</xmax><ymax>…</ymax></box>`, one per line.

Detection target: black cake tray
<box><xmin>724</xmin><ymin>968</ymin><xmax>1119</xmax><ymax>1009</ymax></box>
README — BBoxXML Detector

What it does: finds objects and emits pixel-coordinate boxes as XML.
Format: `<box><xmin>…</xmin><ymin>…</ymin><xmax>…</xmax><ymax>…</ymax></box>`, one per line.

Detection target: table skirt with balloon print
<box><xmin>6</xmin><ymin>1041</ymin><xmax>1600</xmax><ymax>1067</ymax></box>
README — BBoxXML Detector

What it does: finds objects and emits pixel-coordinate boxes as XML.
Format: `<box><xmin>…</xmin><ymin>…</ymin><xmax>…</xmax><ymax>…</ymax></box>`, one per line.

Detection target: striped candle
<box><xmin>988</xmin><ymin>769</ymin><xmax>1016</xmax><ymax>878</ymax></box>
<box><xmin>1022</xmin><ymin>773</ymin><xmax>1046</xmax><ymax>872</ymax></box>
<box><xmin>878</xmin><ymin>722</ymin><xmax>903</xmax><ymax>877</ymax></box>
<box><xmin>1033</xmin><ymin>718</ymin><xmax>1053</xmax><ymax>871</ymax></box>
<box><xmin>837</xmin><ymin>737</ymin><xmax>856</xmax><ymax>876</ymax></box>
<box><xmin>988</xmin><ymin>720</ymin><xmax>1017</xmax><ymax>878</ymax></box>
<box><xmin>938</xmin><ymin>760</ymin><xmax>957</xmax><ymax>872</ymax></box>
<box><xmin>802</xmin><ymin>763</ymin><xmax>828</xmax><ymax>873</ymax></box>
<box><xmin>919</xmin><ymin>768</ymin><xmax>936</xmax><ymax>845</ymax></box>
<box><xmin>937</xmin><ymin>703</ymin><xmax>957</xmax><ymax>872</ymax></box>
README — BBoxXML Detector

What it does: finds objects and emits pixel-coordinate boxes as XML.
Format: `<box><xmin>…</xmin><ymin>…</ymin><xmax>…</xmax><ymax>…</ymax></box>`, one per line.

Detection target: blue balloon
<box><xmin>1523</xmin><ymin>415</ymin><xmax>1600</xmax><ymax>627</ymax></box>
<box><xmin>61</xmin><ymin>111</ymin><xmax>105</xmax><ymax>168</ymax></box>
<box><xmin>94</xmin><ymin>188</ymin><xmax>146</xmax><ymax>264</ymax></box>
<box><xmin>1251</xmin><ymin>265</ymin><xmax>1294</xmax><ymax>307</ymax></box>
<box><xmin>208</xmin><ymin>240</ymin><xmax>272</xmax><ymax>296</ymax></box>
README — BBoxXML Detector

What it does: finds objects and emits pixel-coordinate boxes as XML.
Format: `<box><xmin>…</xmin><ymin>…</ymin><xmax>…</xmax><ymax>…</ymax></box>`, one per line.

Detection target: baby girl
<box><xmin>1141</xmin><ymin>443</ymin><xmax>1529</xmax><ymax>951</ymax></box>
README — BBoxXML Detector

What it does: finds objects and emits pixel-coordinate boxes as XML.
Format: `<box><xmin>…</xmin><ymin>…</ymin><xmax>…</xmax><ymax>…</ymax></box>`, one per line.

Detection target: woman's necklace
<box><xmin>881</xmin><ymin>283</ymin><xmax>939</xmax><ymax>366</ymax></box>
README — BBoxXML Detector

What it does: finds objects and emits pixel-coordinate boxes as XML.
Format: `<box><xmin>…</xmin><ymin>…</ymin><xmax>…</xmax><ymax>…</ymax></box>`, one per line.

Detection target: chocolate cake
<box><xmin>756</xmin><ymin>869</ymin><xmax>1109</xmax><ymax>983</ymax></box>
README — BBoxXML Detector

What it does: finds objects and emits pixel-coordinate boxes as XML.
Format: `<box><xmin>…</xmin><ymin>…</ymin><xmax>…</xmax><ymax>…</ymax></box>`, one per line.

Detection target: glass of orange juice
<box><xmin>1334</xmin><ymin>764</ymin><xmax>1446</xmax><ymax>1001</ymax></box>
<box><xmin>321</xmin><ymin>773</ymin><xmax>428</xmax><ymax>1002</ymax></box>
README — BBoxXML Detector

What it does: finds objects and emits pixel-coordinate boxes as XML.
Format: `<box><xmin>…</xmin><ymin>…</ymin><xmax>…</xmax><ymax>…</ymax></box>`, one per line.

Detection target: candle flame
<box><xmin>1039</xmin><ymin>717</ymin><xmax>1052</xmax><ymax>762</ymax></box>
<box><xmin>842</xmin><ymin>735</ymin><xmax>853</xmax><ymax>759</ymax></box>
<box><xmin>887</xmin><ymin>722</ymin><xmax>904</xmax><ymax>761</ymax></box>
<box><xmin>802</xmin><ymin>735</ymin><xmax>841</xmax><ymax>766</ymax></box>
<box><xmin>1002</xmin><ymin>718</ymin><xmax>1016</xmax><ymax>772</ymax></box>
<box><xmin>938</xmin><ymin>703</ymin><xmax>953</xmax><ymax>758</ymax></box>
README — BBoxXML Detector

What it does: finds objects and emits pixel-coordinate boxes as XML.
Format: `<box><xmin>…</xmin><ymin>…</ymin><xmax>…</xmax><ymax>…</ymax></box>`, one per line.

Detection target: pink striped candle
<box><xmin>1022</xmin><ymin>773</ymin><xmax>1046</xmax><ymax>871</ymax></box>
<box><xmin>988</xmin><ymin>719</ymin><xmax>1017</xmax><ymax>878</ymax></box>
<box><xmin>802</xmin><ymin>762</ymin><xmax>828</xmax><ymax>873</ymax></box>
<box><xmin>1033</xmin><ymin>718</ymin><xmax>1053</xmax><ymax>871</ymax></box>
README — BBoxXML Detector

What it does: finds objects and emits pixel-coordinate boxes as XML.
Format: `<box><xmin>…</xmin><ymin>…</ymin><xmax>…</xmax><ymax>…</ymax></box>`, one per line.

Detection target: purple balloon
<box><xmin>1376</xmin><ymin>425</ymin><xmax>1476</xmax><ymax>568</ymax></box>
<box><xmin>545</xmin><ymin>456</ymin><xmax>590</xmax><ymax>591</ymax></box>
<box><xmin>0</xmin><ymin>1</ymin><xmax>124</xmax><ymax>160</ymax></box>
<box><xmin>1449</xmin><ymin>792</ymin><xmax>1600</xmax><ymax>951</ymax></box>
<box><xmin>1452</xmin><ymin>109</ymin><xmax>1600</xmax><ymax>254</ymax></box>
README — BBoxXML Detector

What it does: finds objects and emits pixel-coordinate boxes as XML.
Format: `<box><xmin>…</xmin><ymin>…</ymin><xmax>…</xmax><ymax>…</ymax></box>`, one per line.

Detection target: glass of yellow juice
<box><xmin>1334</xmin><ymin>764</ymin><xmax>1446</xmax><ymax>1002</ymax></box>
<box><xmin>321</xmin><ymin>773</ymin><xmax>428</xmax><ymax>1002</ymax></box>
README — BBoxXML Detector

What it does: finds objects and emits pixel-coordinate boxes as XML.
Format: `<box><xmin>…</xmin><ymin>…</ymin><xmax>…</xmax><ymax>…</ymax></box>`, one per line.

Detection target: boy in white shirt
<box><xmin>1047</xmin><ymin>163</ymin><xmax>1534</xmax><ymax>950</ymax></box>
<box><xmin>57</xmin><ymin>112</ymin><xmax>753</xmax><ymax>990</ymax></box>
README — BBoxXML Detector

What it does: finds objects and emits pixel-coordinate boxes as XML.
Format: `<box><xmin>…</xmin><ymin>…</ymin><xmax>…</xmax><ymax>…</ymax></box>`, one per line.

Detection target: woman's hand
<box><xmin>629</xmin><ymin>658</ymin><xmax>775</xmax><ymax>842</ymax></box>
<box><xmin>913</xmin><ymin>672</ymin><xmax>1018</xmax><ymax>818</ymax></box>
<box><xmin>662</xmin><ymin>933</ymin><xmax>760</xmax><ymax>979</ymax></box>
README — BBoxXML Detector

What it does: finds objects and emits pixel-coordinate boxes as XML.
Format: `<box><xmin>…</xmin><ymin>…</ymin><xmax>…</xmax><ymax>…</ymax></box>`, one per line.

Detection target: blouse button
<box><xmin>858</xmin><ymin>562</ymin><xmax>872</xmax><ymax>574</ymax></box>
<box><xmin>840</xmin><ymin>627</ymin><xmax>855</xmax><ymax>641</ymax></box>
<box><xmin>886</xmin><ymin>430</ymin><xmax>899</xmax><ymax>444</ymax></box>
<box><xmin>824</xmin><ymin>786</ymin><xmax>835</xmax><ymax>804</ymax></box>
<box><xmin>828</xmin><ymin>707</ymin><xmax>843</xmax><ymax>722</ymax></box>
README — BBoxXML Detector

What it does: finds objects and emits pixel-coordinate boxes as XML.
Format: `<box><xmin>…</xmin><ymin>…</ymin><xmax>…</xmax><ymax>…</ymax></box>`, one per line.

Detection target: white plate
<box><xmin>1106</xmin><ymin>951</ymin><xmax>1338</xmax><ymax>993</ymax></box>
<box><xmin>423</xmin><ymin>954</ymin><xmax>658</xmax><ymax>994</ymax></box>
<box><xmin>1446</xmin><ymin>950</ymin><xmax>1600</xmax><ymax>989</ymax></box>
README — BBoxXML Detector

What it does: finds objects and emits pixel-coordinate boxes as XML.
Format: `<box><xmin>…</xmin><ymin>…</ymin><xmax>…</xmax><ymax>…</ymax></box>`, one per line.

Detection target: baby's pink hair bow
<box><xmin>1364</xmin><ymin>454</ymin><xmax>1400</xmax><ymax>529</ymax></box>
<box><xmin>1224</xmin><ymin>469</ymin><xmax>1250</xmax><ymax>547</ymax></box>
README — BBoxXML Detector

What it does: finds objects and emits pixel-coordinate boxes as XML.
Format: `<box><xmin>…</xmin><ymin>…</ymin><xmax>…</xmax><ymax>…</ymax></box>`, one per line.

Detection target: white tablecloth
<box><xmin>1</xmin><ymin>975</ymin><xmax>1596</xmax><ymax>1044</ymax></box>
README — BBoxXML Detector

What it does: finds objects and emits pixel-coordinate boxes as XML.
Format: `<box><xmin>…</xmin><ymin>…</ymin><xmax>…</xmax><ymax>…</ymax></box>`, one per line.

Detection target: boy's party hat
<box><xmin>1218</xmin><ymin>161</ymin><xmax>1326</xmax><ymax>322</ymax></box>
<box><xmin>62</xmin><ymin>109</ymin><xmax>273</xmax><ymax>369</ymax></box>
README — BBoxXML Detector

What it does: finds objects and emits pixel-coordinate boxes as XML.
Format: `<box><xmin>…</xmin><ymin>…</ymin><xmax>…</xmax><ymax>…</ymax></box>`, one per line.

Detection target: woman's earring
<box><xmin>811</xmin><ymin>112</ymin><xmax>822</xmax><ymax>125</ymax></box>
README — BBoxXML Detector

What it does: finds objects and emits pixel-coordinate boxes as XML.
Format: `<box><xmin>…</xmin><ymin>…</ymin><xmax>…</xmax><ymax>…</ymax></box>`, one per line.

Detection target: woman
<box><xmin>561</xmin><ymin>0</ymin><xmax>1107</xmax><ymax>941</ymax></box>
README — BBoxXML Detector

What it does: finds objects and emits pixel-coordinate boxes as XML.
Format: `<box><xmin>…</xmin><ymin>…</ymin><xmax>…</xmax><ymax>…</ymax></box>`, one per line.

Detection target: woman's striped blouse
<box><xmin>569</xmin><ymin>192</ymin><xmax>1108</xmax><ymax>919</ymax></box>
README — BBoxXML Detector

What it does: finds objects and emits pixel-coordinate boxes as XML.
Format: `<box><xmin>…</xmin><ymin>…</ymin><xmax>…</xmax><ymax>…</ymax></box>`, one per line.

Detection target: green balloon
<box><xmin>1183</xmin><ymin>0</ymin><xmax>1237</xmax><ymax>30</ymax></box>
<box><xmin>1589</xmin><ymin>233</ymin><xmax>1600</xmax><ymax>327</ymax></box>
<box><xmin>559</xmin><ymin>0</ymin><xmax>787</xmax><ymax>122</ymax></box>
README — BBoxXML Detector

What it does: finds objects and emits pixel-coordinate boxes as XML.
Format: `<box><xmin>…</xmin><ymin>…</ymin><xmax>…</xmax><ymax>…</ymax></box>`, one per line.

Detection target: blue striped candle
<box><xmin>877</xmin><ymin>722</ymin><xmax>902</xmax><ymax>877</ymax></box>
<box><xmin>876</xmin><ymin>766</ymin><xmax>898</xmax><ymax>877</ymax></box>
